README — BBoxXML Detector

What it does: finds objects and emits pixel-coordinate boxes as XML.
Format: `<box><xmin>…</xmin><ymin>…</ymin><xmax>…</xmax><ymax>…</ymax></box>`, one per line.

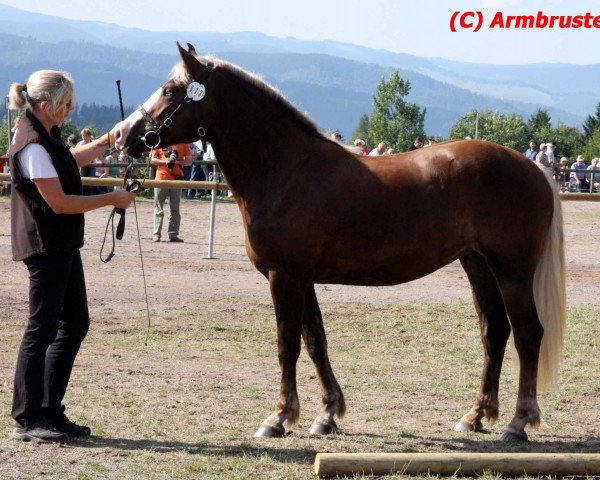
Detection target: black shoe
<box><xmin>12</xmin><ymin>419</ymin><xmax>66</xmax><ymax>442</ymax></box>
<box><xmin>48</xmin><ymin>414</ymin><xmax>91</xmax><ymax>437</ymax></box>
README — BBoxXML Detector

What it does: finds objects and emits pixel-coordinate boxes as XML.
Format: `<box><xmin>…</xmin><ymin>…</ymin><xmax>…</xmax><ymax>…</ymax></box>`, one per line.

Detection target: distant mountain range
<box><xmin>0</xmin><ymin>3</ymin><xmax>597</xmax><ymax>138</ymax></box>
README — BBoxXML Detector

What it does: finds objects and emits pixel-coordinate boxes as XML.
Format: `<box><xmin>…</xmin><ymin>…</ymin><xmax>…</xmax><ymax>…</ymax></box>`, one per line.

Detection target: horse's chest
<box><xmin>244</xmin><ymin>220</ymin><xmax>316</xmax><ymax>268</ymax></box>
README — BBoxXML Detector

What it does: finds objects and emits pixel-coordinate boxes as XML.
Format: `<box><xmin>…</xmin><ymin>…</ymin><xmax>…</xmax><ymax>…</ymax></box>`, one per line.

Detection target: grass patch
<box><xmin>1</xmin><ymin>301</ymin><xmax>598</xmax><ymax>479</ymax></box>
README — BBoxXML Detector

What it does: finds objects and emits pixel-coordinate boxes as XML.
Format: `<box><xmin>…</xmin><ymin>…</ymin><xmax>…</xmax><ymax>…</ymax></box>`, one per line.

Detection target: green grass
<box><xmin>1</xmin><ymin>302</ymin><xmax>598</xmax><ymax>479</ymax></box>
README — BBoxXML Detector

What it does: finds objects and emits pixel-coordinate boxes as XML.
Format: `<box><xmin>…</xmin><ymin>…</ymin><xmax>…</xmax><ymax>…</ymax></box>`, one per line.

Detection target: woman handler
<box><xmin>7</xmin><ymin>70</ymin><xmax>135</xmax><ymax>441</ymax></box>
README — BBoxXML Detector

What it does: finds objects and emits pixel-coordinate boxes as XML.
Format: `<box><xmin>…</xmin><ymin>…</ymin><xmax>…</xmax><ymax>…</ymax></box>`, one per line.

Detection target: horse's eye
<box><xmin>163</xmin><ymin>89</ymin><xmax>173</xmax><ymax>97</ymax></box>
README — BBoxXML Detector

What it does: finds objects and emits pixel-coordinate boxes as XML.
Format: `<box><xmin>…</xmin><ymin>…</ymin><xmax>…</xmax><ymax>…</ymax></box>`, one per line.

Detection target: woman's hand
<box><xmin>112</xmin><ymin>190</ymin><xmax>136</xmax><ymax>209</ymax></box>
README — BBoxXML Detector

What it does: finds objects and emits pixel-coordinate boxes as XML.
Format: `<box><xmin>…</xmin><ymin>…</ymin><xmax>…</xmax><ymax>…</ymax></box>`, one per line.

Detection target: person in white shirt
<box><xmin>368</xmin><ymin>142</ymin><xmax>386</xmax><ymax>156</ymax></box>
<box><xmin>7</xmin><ymin>69</ymin><xmax>135</xmax><ymax>443</ymax></box>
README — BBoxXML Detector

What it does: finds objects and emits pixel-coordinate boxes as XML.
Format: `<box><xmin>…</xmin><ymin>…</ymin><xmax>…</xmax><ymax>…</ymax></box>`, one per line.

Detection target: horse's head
<box><xmin>114</xmin><ymin>43</ymin><xmax>215</xmax><ymax>157</ymax></box>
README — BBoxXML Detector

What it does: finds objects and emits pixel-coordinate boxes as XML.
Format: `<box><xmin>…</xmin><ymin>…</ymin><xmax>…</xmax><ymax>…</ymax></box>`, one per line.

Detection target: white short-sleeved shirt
<box><xmin>18</xmin><ymin>143</ymin><xmax>58</xmax><ymax>179</ymax></box>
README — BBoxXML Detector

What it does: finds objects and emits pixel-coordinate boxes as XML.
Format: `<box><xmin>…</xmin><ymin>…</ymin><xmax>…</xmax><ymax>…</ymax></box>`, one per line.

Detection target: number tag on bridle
<box><xmin>187</xmin><ymin>82</ymin><xmax>205</xmax><ymax>101</ymax></box>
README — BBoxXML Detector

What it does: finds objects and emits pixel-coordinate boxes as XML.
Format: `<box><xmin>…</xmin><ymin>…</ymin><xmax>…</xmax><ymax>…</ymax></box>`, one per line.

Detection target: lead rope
<box><xmin>137</xmin><ymin>151</ymin><xmax>152</xmax><ymax>345</ymax></box>
<box><xmin>99</xmin><ymin>153</ymin><xmax>153</xmax><ymax>345</ymax></box>
<box><xmin>132</xmin><ymin>193</ymin><xmax>151</xmax><ymax>346</ymax></box>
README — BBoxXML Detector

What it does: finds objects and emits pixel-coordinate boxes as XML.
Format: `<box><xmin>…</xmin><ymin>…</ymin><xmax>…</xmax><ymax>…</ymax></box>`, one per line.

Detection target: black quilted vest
<box><xmin>10</xmin><ymin>110</ymin><xmax>84</xmax><ymax>261</ymax></box>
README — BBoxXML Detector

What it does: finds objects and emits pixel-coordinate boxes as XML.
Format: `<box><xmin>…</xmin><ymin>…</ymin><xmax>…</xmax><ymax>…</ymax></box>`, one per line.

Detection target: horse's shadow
<box><xmin>66</xmin><ymin>434</ymin><xmax>600</xmax><ymax>462</ymax></box>
<box><xmin>67</xmin><ymin>436</ymin><xmax>316</xmax><ymax>464</ymax></box>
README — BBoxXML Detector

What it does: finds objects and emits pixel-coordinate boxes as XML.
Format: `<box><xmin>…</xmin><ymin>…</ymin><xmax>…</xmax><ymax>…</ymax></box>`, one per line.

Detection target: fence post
<box><xmin>204</xmin><ymin>163</ymin><xmax>218</xmax><ymax>259</ymax></box>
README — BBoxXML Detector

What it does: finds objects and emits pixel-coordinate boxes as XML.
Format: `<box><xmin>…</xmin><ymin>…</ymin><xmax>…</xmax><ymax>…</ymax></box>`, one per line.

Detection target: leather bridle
<box><xmin>139</xmin><ymin>62</ymin><xmax>214</xmax><ymax>150</ymax></box>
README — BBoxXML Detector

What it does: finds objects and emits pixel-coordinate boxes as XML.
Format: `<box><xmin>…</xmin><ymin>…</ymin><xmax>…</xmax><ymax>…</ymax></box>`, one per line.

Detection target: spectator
<box><xmin>187</xmin><ymin>141</ymin><xmax>209</xmax><ymax>199</ymax></box>
<box><xmin>330</xmin><ymin>131</ymin><xmax>343</xmax><ymax>143</ymax></box>
<box><xmin>104</xmin><ymin>146</ymin><xmax>122</xmax><ymax>190</ymax></box>
<box><xmin>6</xmin><ymin>68</ymin><xmax>135</xmax><ymax>442</ymax></box>
<box><xmin>385</xmin><ymin>148</ymin><xmax>396</xmax><ymax>155</ymax></box>
<box><xmin>556</xmin><ymin>157</ymin><xmax>570</xmax><ymax>191</ymax></box>
<box><xmin>203</xmin><ymin>142</ymin><xmax>227</xmax><ymax>196</ymax></box>
<box><xmin>536</xmin><ymin>144</ymin><xmax>551</xmax><ymax>168</ymax></box>
<box><xmin>368</xmin><ymin>142</ymin><xmax>386</xmax><ymax>156</ymax></box>
<box><xmin>524</xmin><ymin>140</ymin><xmax>539</xmax><ymax>161</ymax></box>
<box><xmin>570</xmin><ymin>155</ymin><xmax>590</xmax><ymax>192</ymax></box>
<box><xmin>408</xmin><ymin>137</ymin><xmax>423</xmax><ymax>151</ymax></box>
<box><xmin>66</xmin><ymin>134</ymin><xmax>78</xmax><ymax>149</ymax></box>
<box><xmin>353</xmin><ymin>138</ymin><xmax>369</xmax><ymax>155</ymax></box>
<box><xmin>587</xmin><ymin>157</ymin><xmax>600</xmax><ymax>191</ymax></box>
<box><xmin>424</xmin><ymin>135</ymin><xmax>436</xmax><ymax>147</ymax></box>
<box><xmin>10</xmin><ymin>115</ymin><xmax>21</xmax><ymax>144</ymax></box>
<box><xmin>151</xmin><ymin>143</ymin><xmax>193</xmax><ymax>242</ymax></box>
<box><xmin>547</xmin><ymin>142</ymin><xmax>557</xmax><ymax>164</ymax></box>
<box><xmin>77</xmin><ymin>128</ymin><xmax>103</xmax><ymax>195</ymax></box>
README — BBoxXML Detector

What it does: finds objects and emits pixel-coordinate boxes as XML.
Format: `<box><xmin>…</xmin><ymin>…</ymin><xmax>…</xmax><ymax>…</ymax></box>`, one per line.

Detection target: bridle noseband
<box><xmin>140</xmin><ymin>62</ymin><xmax>214</xmax><ymax>149</ymax></box>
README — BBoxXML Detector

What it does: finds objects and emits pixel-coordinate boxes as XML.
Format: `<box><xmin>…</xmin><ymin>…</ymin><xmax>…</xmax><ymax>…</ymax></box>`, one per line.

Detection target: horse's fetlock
<box><xmin>336</xmin><ymin>393</ymin><xmax>346</xmax><ymax>419</ymax></box>
<box><xmin>286</xmin><ymin>407</ymin><xmax>300</xmax><ymax>426</ymax></box>
<box><xmin>484</xmin><ymin>406</ymin><xmax>499</xmax><ymax>424</ymax></box>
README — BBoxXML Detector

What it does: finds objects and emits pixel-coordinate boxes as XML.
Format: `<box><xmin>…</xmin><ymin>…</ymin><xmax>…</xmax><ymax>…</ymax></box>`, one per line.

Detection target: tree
<box><xmin>551</xmin><ymin>124</ymin><xmax>583</xmax><ymax>160</ymax></box>
<box><xmin>526</xmin><ymin>108</ymin><xmax>553</xmax><ymax>143</ymax></box>
<box><xmin>0</xmin><ymin>116</ymin><xmax>9</xmax><ymax>156</ymax></box>
<box><xmin>581</xmin><ymin>126</ymin><xmax>600</xmax><ymax>162</ymax></box>
<box><xmin>60</xmin><ymin>119</ymin><xmax>81</xmax><ymax>143</ymax></box>
<box><xmin>449</xmin><ymin>109</ymin><xmax>528</xmax><ymax>151</ymax></box>
<box><xmin>351</xmin><ymin>113</ymin><xmax>369</xmax><ymax>143</ymax></box>
<box><xmin>366</xmin><ymin>72</ymin><xmax>426</xmax><ymax>152</ymax></box>
<box><xmin>582</xmin><ymin>102</ymin><xmax>600</xmax><ymax>139</ymax></box>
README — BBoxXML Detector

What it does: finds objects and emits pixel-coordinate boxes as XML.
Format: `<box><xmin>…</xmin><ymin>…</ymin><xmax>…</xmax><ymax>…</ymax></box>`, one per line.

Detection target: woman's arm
<box><xmin>71</xmin><ymin>133</ymin><xmax>113</xmax><ymax>168</ymax></box>
<box><xmin>33</xmin><ymin>177</ymin><xmax>135</xmax><ymax>214</ymax></box>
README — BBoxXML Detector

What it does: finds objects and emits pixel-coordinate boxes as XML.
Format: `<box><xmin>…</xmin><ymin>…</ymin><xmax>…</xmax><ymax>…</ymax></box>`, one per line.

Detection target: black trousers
<box><xmin>12</xmin><ymin>250</ymin><xmax>90</xmax><ymax>426</ymax></box>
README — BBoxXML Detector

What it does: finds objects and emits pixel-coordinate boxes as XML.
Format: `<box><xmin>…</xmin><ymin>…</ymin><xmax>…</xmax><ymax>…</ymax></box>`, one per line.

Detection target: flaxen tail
<box><xmin>533</xmin><ymin>167</ymin><xmax>566</xmax><ymax>391</ymax></box>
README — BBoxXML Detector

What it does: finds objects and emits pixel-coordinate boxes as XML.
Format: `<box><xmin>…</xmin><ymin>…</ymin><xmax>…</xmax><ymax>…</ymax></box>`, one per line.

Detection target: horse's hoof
<box><xmin>454</xmin><ymin>420</ymin><xmax>475</xmax><ymax>433</ymax></box>
<box><xmin>308</xmin><ymin>420</ymin><xmax>338</xmax><ymax>436</ymax></box>
<box><xmin>254</xmin><ymin>423</ymin><xmax>285</xmax><ymax>438</ymax></box>
<box><xmin>454</xmin><ymin>419</ymin><xmax>483</xmax><ymax>433</ymax></box>
<box><xmin>499</xmin><ymin>429</ymin><xmax>528</xmax><ymax>442</ymax></box>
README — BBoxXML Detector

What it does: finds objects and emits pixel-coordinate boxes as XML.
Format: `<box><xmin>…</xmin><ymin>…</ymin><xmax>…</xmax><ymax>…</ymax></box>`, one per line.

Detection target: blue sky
<box><xmin>1</xmin><ymin>0</ymin><xmax>599</xmax><ymax>64</ymax></box>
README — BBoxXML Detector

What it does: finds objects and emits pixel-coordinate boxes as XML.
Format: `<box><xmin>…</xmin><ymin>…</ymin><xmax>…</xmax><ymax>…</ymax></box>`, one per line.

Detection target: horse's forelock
<box><xmin>169</xmin><ymin>62</ymin><xmax>191</xmax><ymax>86</ymax></box>
<box><xmin>169</xmin><ymin>55</ymin><xmax>219</xmax><ymax>86</ymax></box>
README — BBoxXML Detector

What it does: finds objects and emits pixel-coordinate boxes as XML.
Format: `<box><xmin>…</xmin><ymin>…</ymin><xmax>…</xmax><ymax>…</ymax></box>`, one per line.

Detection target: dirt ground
<box><xmin>0</xmin><ymin>197</ymin><xmax>599</xmax><ymax>479</ymax></box>
<box><xmin>1</xmin><ymin>197</ymin><xmax>599</xmax><ymax>309</ymax></box>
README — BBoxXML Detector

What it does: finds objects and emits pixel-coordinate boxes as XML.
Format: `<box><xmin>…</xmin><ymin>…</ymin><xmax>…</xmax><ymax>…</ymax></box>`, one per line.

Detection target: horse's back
<box><xmin>309</xmin><ymin>140</ymin><xmax>553</xmax><ymax>285</ymax></box>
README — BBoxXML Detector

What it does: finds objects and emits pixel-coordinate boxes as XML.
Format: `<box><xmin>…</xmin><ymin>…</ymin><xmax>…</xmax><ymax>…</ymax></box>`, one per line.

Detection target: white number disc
<box><xmin>187</xmin><ymin>82</ymin><xmax>206</xmax><ymax>101</ymax></box>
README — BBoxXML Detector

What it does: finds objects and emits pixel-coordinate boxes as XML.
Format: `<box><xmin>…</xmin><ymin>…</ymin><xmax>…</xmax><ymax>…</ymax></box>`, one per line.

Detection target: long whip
<box><xmin>116</xmin><ymin>80</ymin><xmax>152</xmax><ymax>346</ymax></box>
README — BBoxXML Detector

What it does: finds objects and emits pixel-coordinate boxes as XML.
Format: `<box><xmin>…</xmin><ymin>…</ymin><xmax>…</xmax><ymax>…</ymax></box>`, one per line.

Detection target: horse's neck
<box><xmin>210</xmin><ymin>97</ymin><xmax>312</xmax><ymax>199</ymax></box>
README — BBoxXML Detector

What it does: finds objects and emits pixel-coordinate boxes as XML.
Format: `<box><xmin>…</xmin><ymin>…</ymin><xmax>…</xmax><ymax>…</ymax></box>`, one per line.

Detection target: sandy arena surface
<box><xmin>0</xmin><ymin>198</ymin><xmax>599</xmax><ymax>310</ymax></box>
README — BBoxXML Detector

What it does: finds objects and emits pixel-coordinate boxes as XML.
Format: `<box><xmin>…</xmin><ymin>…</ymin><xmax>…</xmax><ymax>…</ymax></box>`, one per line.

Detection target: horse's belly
<box><xmin>315</xmin><ymin>254</ymin><xmax>455</xmax><ymax>287</ymax></box>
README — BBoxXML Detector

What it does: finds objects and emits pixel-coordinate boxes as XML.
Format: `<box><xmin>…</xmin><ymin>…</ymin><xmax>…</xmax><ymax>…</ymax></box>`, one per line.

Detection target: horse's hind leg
<box><xmin>254</xmin><ymin>270</ymin><xmax>305</xmax><ymax>438</ymax></box>
<box><xmin>493</xmin><ymin>274</ymin><xmax>543</xmax><ymax>442</ymax></box>
<box><xmin>455</xmin><ymin>252</ymin><xmax>511</xmax><ymax>433</ymax></box>
<box><xmin>301</xmin><ymin>286</ymin><xmax>345</xmax><ymax>435</ymax></box>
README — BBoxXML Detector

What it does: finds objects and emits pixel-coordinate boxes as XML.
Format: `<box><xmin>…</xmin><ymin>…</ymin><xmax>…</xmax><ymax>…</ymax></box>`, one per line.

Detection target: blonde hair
<box><xmin>7</xmin><ymin>69</ymin><xmax>75</xmax><ymax>111</ymax></box>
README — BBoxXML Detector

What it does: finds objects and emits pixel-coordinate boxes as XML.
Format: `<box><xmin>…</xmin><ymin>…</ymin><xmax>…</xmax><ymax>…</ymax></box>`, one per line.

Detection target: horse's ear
<box><xmin>187</xmin><ymin>43</ymin><xmax>197</xmax><ymax>55</ymax></box>
<box><xmin>177</xmin><ymin>42</ymin><xmax>202</xmax><ymax>73</ymax></box>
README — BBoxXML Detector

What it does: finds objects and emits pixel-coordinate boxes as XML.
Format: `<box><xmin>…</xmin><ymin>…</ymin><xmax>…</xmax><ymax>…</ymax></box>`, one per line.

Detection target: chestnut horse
<box><xmin>114</xmin><ymin>43</ymin><xmax>565</xmax><ymax>442</ymax></box>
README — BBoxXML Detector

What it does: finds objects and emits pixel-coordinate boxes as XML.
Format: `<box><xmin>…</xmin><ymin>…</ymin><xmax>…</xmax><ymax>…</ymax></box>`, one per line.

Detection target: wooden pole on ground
<box><xmin>314</xmin><ymin>452</ymin><xmax>600</xmax><ymax>478</ymax></box>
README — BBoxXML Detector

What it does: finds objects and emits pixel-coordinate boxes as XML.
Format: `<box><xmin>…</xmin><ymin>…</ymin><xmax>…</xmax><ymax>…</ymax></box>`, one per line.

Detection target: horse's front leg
<box><xmin>254</xmin><ymin>270</ymin><xmax>306</xmax><ymax>438</ymax></box>
<box><xmin>302</xmin><ymin>286</ymin><xmax>345</xmax><ymax>435</ymax></box>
